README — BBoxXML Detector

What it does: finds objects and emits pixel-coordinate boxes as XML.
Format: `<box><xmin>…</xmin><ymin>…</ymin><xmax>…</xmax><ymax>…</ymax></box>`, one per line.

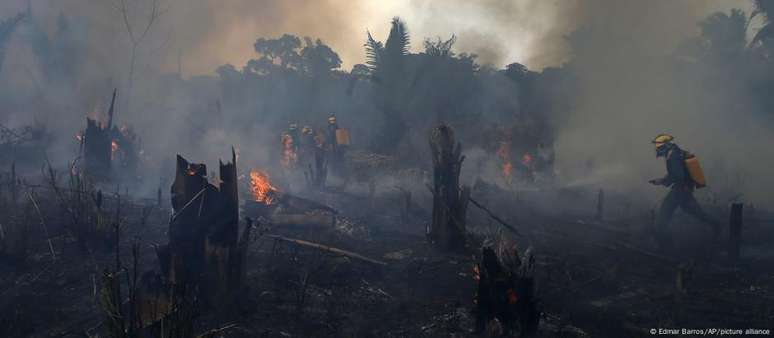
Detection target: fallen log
<box><xmin>276</xmin><ymin>192</ymin><xmax>339</xmax><ymax>215</ymax></box>
<box><xmin>266</xmin><ymin>235</ymin><xmax>387</xmax><ymax>266</ymax></box>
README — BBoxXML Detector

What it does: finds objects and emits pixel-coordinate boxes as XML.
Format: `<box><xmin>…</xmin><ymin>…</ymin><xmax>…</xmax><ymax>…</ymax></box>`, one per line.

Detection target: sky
<box><xmin>1</xmin><ymin>0</ymin><xmax>753</xmax><ymax>75</ymax></box>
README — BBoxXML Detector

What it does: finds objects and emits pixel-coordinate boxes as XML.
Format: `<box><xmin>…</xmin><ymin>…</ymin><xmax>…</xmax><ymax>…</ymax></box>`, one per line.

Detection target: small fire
<box><xmin>496</xmin><ymin>141</ymin><xmax>513</xmax><ymax>185</ymax></box>
<box><xmin>473</xmin><ymin>264</ymin><xmax>481</xmax><ymax>282</ymax></box>
<box><xmin>250</xmin><ymin>169</ymin><xmax>279</xmax><ymax>204</ymax></box>
<box><xmin>280</xmin><ymin>134</ymin><xmax>297</xmax><ymax>169</ymax></box>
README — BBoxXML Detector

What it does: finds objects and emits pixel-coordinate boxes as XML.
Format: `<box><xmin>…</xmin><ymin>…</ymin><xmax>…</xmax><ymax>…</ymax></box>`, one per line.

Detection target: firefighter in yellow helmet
<box><xmin>649</xmin><ymin>134</ymin><xmax>720</xmax><ymax>252</ymax></box>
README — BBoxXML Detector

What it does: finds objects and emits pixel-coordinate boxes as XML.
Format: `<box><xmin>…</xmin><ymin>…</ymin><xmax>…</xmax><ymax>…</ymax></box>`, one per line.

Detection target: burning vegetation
<box><xmin>249</xmin><ymin>169</ymin><xmax>279</xmax><ymax>204</ymax></box>
<box><xmin>496</xmin><ymin>141</ymin><xmax>514</xmax><ymax>185</ymax></box>
<box><xmin>3</xmin><ymin>3</ymin><xmax>774</xmax><ymax>338</ymax></box>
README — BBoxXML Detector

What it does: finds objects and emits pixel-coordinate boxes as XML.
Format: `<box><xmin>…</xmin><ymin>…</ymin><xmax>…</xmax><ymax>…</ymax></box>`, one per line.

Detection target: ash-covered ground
<box><xmin>1</xmin><ymin>166</ymin><xmax>772</xmax><ymax>337</ymax></box>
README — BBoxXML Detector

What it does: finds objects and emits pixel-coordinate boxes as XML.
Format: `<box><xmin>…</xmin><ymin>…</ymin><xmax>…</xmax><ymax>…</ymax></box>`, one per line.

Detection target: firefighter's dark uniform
<box><xmin>287</xmin><ymin>125</ymin><xmax>300</xmax><ymax>152</ymax></box>
<box><xmin>652</xmin><ymin>143</ymin><xmax>720</xmax><ymax>250</ymax></box>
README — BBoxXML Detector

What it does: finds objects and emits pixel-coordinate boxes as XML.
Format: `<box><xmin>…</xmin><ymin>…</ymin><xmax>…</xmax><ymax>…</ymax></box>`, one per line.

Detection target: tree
<box><xmin>699</xmin><ymin>9</ymin><xmax>748</xmax><ymax>62</ymax></box>
<box><xmin>423</xmin><ymin>35</ymin><xmax>456</xmax><ymax>57</ymax></box>
<box><xmin>350</xmin><ymin>64</ymin><xmax>370</xmax><ymax>78</ymax></box>
<box><xmin>384</xmin><ymin>17</ymin><xmax>410</xmax><ymax>60</ymax></box>
<box><xmin>300</xmin><ymin>37</ymin><xmax>341</xmax><ymax>77</ymax></box>
<box><xmin>364</xmin><ymin>17</ymin><xmax>410</xmax><ymax>81</ymax></box>
<box><xmin>253</xmin><ymin>34</ymin><xmax>302</xmax><ymax>70</ymax></box>
<box><xmin>752</xmin><ymin>0</ymin><xmax>774</xmax><ymax>47</ymax></box>
<box><xmin>363</xmin><ymin>17</ymin><xmax>412</xmax><ymax>153</ymax></box>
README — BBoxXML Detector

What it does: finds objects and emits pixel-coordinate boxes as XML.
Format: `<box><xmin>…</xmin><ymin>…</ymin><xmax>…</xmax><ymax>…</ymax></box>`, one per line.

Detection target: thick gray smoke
<box><xmin>551</xmin><ymin>0</ymin><xmax>774</xmax><ymax>208</ymax></box>
<box><xmin>2</xmin><ymin>0</ymin><xmax>772</xmax><ymax>208</ymax></box>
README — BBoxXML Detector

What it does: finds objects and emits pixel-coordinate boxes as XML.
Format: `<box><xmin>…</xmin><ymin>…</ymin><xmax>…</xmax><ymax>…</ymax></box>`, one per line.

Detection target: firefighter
<box><xmin>301</xmin><ymin>126</ymin><xmax>315</xmax><ymax>147</ymax></box>
<box><xmin>326</xmin><ymin>113</ymin><xmax>345</xmax><ymax>173</ymax></box>
<box><xmin>299</xmin><ymin>126</ymin><xmax>316</xmax><ymax>165</ymax></box>
<box><xmin>326</xmin><ymin>113</ymin><xmax>339</xmax><ymax>151</ymax></box>
<box><xmin>649</xmin><ymin>134</ymin><xmax>721</xmax><ymax>252</ymax></box>
<box><xmin>287</xmin><ymin>123</ymin><xmax>300</xmax><ymax>152</ymax></box>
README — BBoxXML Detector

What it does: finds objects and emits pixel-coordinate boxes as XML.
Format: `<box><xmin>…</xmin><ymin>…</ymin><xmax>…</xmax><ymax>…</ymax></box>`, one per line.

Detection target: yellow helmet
<box><xmin>652</xmin><ymin>133</ymin><xmax>673</xmax><ymax>146</ymax></box>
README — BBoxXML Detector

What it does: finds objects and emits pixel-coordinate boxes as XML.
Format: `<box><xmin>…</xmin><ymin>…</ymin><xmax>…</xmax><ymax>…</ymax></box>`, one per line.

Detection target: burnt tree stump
<box><xmin>428</xmin><ymin>124</ymin><xmax>469</xmax><ymax>251</ymax></box>
<box><xmin>159</xmin><ymin>149</ymin><xmax>249</xmax><ymax>309</ymax></box>
<box><xmin>82</xmin><ymin>90</ymin><xmax>117</xmax><ymax>180</ymax></box>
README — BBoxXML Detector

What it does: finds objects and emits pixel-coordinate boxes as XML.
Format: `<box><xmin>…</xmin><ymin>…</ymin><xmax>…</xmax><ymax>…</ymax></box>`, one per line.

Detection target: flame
<box><xmin>496</xmin><ymin>141</ymin><xmax>513</xmax><ymax>184</ymax></box>
<box><xmin>473</xmin><ymin>264</ymin><xmax>481</xmax><ymax>282</ymax></box>
<box><xmin>250</xmin><ymin>169</ymin><xmax>279</xmax><ymax>204</ymax></box>
<box><xmin>75</xmin><ymin>132</ymin><xmax>84</xmax><ymax>142</ymax></box>
<box><xmin>280</xmin><ymin>134</ymin><xmax>297</xmax><ymax>169</ymax></box>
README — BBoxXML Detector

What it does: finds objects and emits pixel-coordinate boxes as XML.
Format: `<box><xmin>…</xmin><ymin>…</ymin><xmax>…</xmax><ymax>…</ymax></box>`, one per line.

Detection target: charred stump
<box><xmin>82</xmin><ymin>89</ymin><xmax>117</xmax><ymax>180</ymax></box>
<box><xmin>82</xmin><ymin>116</ymin><xmax>110</xmax><ymax>177</ymax></box>
<box><xmin>474</xmin><ymin>246</ymin><xmax>540</xmax><ymax>337</ymax></box>
<box><xmin>428</xmin><ymin>124</ymin><xmax>468</xmax><ymax>251</ymax></box>
<box><xmin>159</xmin><ymin>149</ymin><xmax>249</xmax><ymax>309</ymax></box>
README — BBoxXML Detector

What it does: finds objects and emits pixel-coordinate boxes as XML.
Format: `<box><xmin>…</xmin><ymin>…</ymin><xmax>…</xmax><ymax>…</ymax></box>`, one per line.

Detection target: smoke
<box><xmin>549</xmin><ymin>0</ymin><xmax>774</xmax><ymax>208</ymax></box>
<box><xmin>2</xmin><ymin>0</ymin><xmax>772</xmax><ymax>208</ymax></box>
<box><xmin>0</xmin><ymin>0</ymin><xmax>586</xmax><ymax>76</ymax></box>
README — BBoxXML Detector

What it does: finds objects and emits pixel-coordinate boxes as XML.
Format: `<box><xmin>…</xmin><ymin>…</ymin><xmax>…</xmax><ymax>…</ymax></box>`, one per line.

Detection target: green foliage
<box><xmin>385</xmin><ymin>17</ymin><xmax>410</xmax><ymax>58</ymax></box>
<box><xmin>250</xmin><ymin>34</ymin><xmax>341</xmax><ymax>77</ymax></box>
<box><xmin>253</xmin><ymin>34</ymin><xmax>303</xmax><ymax>69</ymax></box>
<box><xmin>300</xmin><ymin>37</ymin><xmax>342</xmax><ymax>76</ymax></box>
<box><xmin>752</xmin><ymin>0</ymin><xmax>774</xmax><ymax>44</ymax></box>
<box><xmin>700</xmin><ymin>9</ymin><xmax>748</xmax><ymax>59</ymax></box>
<box><xmin>364</xmin><ymin>31</ymin><xmax>384</xmax><ymax>74</ymax></box>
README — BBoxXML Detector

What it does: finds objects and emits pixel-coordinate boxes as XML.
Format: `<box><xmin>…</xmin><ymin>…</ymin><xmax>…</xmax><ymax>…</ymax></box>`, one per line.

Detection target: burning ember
<box><xmin>496</xmin><ymin>141</ymin><xmax>513</xmax><ymax>185</ymax></box>
<box><xmin>249</xmin><ymin>169</ymin><xmax>279</xmax><ymax>204</ymax></box>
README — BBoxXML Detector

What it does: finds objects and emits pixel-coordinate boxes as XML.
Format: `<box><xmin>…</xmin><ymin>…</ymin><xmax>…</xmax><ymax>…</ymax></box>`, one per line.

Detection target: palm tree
<box><xmin>751</xmin><ymin>0</ymin><xmax>774</xmax><ymax>47</ymax></box>
<box><xmin>365</xmin><ymin>17</ymin><xmax>410</xmax><ymax>82</ymax></box>
<box><xmin>363</xmin><ymin>17</ymin><xmax>412</xmax><ymax>153</ymax></box>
